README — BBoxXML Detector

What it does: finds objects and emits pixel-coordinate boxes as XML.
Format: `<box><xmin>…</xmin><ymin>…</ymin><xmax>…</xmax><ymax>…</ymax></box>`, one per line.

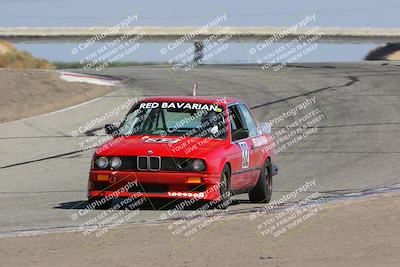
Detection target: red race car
<box><xmin>88</xmin><ymin>96</ymin><xmax>278</xmax><ymax>209</ymax></box>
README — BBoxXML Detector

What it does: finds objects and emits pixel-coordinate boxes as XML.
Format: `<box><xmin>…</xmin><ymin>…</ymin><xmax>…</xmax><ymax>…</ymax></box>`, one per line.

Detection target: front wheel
<box><xmin>213</xmin><ymin>165</ymin><xmax>232</xmax><ymax>209</ymax></box>
<box><xmin>248</xmin><ymin>158</ymin><xmax>273</xmax><ymax>203</ymax></box>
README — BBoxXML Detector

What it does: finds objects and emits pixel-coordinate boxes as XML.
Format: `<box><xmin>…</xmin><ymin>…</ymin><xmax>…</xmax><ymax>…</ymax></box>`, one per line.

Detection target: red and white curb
<box><xmin>59</xmin><ymin>71</ymin><xmax>120</xmax><ymax>86</ymax></box>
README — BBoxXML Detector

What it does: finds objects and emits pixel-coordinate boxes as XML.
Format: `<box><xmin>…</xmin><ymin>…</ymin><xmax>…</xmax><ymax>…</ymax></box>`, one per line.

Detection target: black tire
<box><xmin>249</xmin><ymin>158</ymin><xmax>273</xmax><ymax>203</ymax></box>
<box><xmin>213</xmin><ymin>165</ymin><xmax>232</xmax><ymax>209</ymax></box>
<box><xmin>88</xmin><ymin>197</ymin><xmax>113</xmax><ymax>210</ymax></box>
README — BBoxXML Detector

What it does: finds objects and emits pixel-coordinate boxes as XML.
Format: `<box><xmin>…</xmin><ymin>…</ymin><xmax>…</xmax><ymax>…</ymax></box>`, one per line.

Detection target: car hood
<box><xmin>95</xmin><ymin>135</ymin><xmax>227</xmax><ymax>158</ymax></box>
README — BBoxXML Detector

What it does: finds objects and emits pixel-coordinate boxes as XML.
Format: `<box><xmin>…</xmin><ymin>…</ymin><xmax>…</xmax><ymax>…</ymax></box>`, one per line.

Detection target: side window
<box><xmin>229</xmin><ymin>108</ymin><xmax>238</xmax><ymax>132</ymax></box>
<box><xmin>239</xmin><ymin>104</ymin><xmax>258</xmax><ymax>137</ymax></box>
<box><xmin>228</xmin><ymin>105</ymin><xmax>249</xmax><ymax>141</ymax></box>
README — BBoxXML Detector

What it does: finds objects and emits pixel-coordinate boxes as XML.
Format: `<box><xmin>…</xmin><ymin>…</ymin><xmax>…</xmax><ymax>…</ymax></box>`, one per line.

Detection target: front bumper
<box><xmin>88</xmin><ymin>170</ymin><xmax>221</xmax><ymax>201</ymax></box>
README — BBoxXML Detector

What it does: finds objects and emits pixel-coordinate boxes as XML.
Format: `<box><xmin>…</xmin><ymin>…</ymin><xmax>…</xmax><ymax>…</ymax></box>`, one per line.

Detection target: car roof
<box><xmin>140</xmin><ymin>96</ymin><xmax>241</xmax><ymax>105</ymax></box>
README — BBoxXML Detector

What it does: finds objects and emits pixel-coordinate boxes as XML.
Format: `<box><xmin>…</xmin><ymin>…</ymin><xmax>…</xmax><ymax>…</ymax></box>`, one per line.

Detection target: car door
<box><xmin>228</xmin><ymin>104</ymin><xmax>258</xmax><ymax>192</ymax></box>
<box><xmin>238</xmin><ymin>103</ymin><xmax>264</xmax><ymax>169</ymax></box>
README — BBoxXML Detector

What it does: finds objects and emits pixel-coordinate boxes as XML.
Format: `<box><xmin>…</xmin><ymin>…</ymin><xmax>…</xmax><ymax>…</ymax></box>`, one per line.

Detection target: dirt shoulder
<box><xmin>0</xmin><ymin>69</ymin><xmax>115</xmax><ymax>123</ymax></box>
<box><xmin>0</xmin><ymin>194</ymin><xmax>399</xmax><ymax>267</ymax></box>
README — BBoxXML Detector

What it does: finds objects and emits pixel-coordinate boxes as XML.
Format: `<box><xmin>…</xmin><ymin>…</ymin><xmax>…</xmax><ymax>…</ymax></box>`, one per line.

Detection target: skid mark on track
<box><xmin>250</xmin><ymin>75</ymin><xmax>359</xmax><ymax>110</ymax></box>
<box><xmin>0</xmin><ymin>149</ymin><xmax>86</xmax><ymax>170</ymax></box>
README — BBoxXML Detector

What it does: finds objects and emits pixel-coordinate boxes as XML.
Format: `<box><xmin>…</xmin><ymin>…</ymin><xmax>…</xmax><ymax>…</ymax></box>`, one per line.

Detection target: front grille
<box><xmin>149</xmin><ymin>156</ymin><xmax>161</xmax><ymax>170</ymax></box>
<box><xmin>161</xmin><ymin>157</ymin><xmax>192</xmax><ymax>171</ymax></box>
<box><xmin>137</xmin><ymin>156</ymin><xmax>148</xmax><ymax>170</ymax></box>
<box><xmin>93</xmin><ymin>156</ymin><xmax>195</xmax><ymax>172</ymax></box>
<box><xmin>119</xmin><ymin>156</ymin><xmax>137</xmax><ymax>170</ymax></box>
<box><xmin>137</xmin><ymin>156</ymin><xmax>161</xmax><ymax>171</ymax></box>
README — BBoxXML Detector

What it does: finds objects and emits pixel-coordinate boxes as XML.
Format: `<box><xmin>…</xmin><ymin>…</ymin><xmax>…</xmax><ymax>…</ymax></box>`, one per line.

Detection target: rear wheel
<box><xmin>249</xmin><ymin>158</ymin><xmax>273</xmax><ymax>203</ymax></box>
<box><xmin>88</xmin><ymin>197</ymin><xmax>113</xmax><ymax>210</ymax></box>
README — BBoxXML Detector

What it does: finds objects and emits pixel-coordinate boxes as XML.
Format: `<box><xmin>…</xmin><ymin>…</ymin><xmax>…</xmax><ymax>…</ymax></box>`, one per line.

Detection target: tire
<box><xmin>249</xmin><ymin>158</ymin><xmax>273</xmax><ymax>203</ymax></box>
<box><xmin>213</xmin><ymin>165</ymin><xmax>232</xmax><ymax>209</ymax></box>
<box><xmin>88</xmin><ymin>197</ymin><xmax>113</xmax><ymax>210</ymax></box>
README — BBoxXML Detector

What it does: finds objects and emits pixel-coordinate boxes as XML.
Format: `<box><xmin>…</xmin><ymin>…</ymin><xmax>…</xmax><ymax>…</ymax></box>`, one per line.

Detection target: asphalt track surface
<box><xmin>1</xmin><ymin>62</ymin><xmax>400</xmax><ymax>236</ymax></box>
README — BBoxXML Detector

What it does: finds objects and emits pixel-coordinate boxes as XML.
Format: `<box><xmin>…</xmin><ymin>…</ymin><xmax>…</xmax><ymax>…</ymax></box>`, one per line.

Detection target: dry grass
<box><xmin>0</xmin><ymin>40</ymin><xmax>54</xmax><ymax>69</ymax></box>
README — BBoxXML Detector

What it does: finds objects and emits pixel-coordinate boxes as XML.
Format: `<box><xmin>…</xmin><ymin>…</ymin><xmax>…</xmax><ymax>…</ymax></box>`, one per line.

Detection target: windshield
<box><xmin>118</xmin><ymin>101</ymin><xmax>227</xmax><ymax>139</ymax></box>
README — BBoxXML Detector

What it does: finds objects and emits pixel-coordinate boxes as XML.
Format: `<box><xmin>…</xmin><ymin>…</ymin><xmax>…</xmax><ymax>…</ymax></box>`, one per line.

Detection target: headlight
<box><xmin>110</xmin><ymin>157</ymin><xmax>122</xmax><ymax>169</ymax></box>
<box><xmin>191</xmin><ymin>159</ymin><xmax>206</xmax><ymax>172</ymax></box>
<box><xmin>96</xmin><ymin>157</ymin><xmax>108</xmax><ymax>168</ymax></box>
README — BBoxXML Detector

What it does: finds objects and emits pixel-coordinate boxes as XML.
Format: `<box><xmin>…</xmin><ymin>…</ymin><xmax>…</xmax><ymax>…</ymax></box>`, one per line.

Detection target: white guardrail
<box><xmin>1</xmin><ymin>27</ymin><xmax>400</xmax><ymax>43</ymax></box>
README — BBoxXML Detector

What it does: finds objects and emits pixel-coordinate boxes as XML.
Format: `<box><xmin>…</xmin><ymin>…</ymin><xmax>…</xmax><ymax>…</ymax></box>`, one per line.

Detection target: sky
<box><xmin>0</xmin><ymin>0</ymin><xmax>399</xmax><ymax>63</ymax></box>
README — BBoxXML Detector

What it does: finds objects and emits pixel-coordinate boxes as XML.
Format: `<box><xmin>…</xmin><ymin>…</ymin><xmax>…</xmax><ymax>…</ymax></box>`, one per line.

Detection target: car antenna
<box><xmin>193</xmin><ymin>82</ymin><xmax>197</xmax><ymax>96</ymax></box>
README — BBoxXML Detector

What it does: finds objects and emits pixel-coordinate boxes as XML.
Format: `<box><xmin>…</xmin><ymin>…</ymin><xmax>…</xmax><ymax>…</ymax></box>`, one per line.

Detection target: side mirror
<box><xmin>258</xmin><ymin>122</ymin><xmax>271</xmax><ymax>135</ymax></box>
<box><xmin>105</xmin><ymin>124</ymin><xmax>119</xmax><ymax>136</ymax></box>
<box><xmin>232</xmin><ymin>128</ymin><xmax>249</xmax><ymax>141</ymax></box>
